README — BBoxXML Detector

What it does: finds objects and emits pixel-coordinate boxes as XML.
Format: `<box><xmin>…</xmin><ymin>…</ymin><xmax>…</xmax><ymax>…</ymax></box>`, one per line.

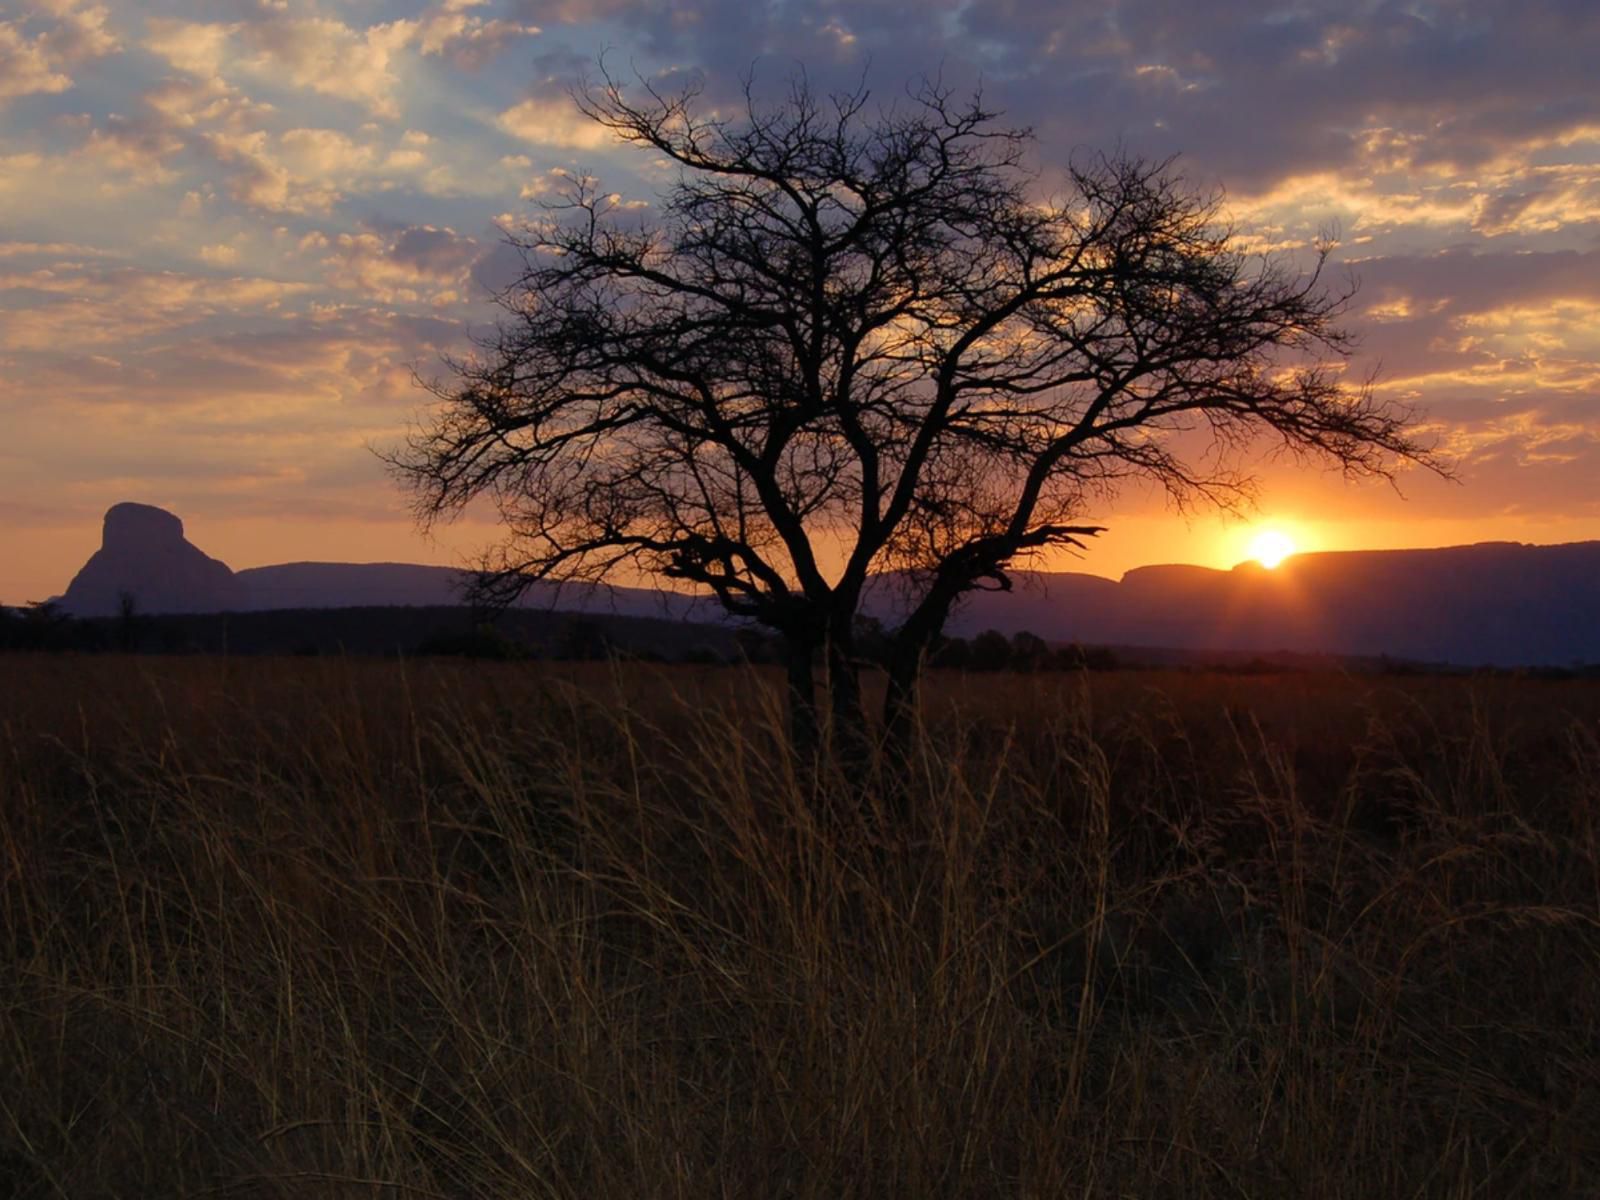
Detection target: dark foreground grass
<box><xmin>2</xmin><ymin>655</ymin><xmax>1598</xmax><ymax>1197</ymax></box>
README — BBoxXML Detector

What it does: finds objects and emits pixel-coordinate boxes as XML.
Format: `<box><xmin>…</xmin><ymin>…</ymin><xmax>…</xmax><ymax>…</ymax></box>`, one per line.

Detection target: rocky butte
<box><xmin>58</xmin><ymin>502</ymin><xmax>246</xmax><ymax>616</ymax></box>
<box><xmin>53</xmin><ymin>502</ymin><xmax>707</xmax><ymax>622</ymax></box>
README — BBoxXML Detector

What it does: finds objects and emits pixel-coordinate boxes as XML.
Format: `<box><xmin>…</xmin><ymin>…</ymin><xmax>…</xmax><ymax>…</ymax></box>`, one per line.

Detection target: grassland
<box><xmin>2</xmin><ymin>654</ymin><xmax>1598</xmax><ymax>1197</ymax></box>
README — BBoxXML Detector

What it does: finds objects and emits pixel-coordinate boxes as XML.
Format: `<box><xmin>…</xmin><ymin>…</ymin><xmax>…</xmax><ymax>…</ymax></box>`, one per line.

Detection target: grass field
<box><xmin>3</xmin><ymin>654</ymin><xmax>1598</xmax><ymax>1197</ymax></box>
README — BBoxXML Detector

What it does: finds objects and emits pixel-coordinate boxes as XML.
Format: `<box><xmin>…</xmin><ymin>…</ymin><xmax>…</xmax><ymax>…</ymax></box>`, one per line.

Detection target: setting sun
<box><xmin>1249</xmin><ymin>529</ymin><xmax>1297</xmax><ymax>569</ymax></box>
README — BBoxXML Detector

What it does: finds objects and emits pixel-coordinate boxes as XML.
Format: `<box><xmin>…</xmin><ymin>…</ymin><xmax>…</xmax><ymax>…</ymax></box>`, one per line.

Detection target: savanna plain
<box><xmin>3</xmin><ymin>654</ymin><xmax>1598</xmax><ymax>1198</ymax></box>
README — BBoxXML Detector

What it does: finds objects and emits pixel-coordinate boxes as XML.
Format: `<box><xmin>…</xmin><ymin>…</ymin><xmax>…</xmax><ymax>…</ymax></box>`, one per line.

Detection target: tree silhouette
<box><xmin>116</xmin><ymin>590</ymin><xmax>141</xmax><ymax>654</ymax></box>
<box><xmin>1009</xmin><ymin>631</ymin><xmax>1050</xmax><ymax>672</ymax></box>
<box><xmin>967</xmin><ymin>630</ymin><xmax>1013</xmax><ymax>673</ymax></box>
<box><xmin>394</xmin><ymin>66</ymin><xmax>1436</xmax><ymax>752</ymax></box>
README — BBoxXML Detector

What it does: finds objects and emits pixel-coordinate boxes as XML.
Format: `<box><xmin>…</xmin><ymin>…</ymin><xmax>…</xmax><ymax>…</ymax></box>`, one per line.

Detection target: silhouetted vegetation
<box><xmin>0</xmin><ymin>606</ymin><xmax>745</xmax><ymax>662</ymax></box>
<box><xmin>926</xmin><ymin>630</ymin><xmax>1122</xmax><ymax>673</ymax></box>
<box><xmin>394</xmin><ymin>66</ymin><xmax>1439</xmax><ymax>753</ymax></box>
<box><xmin>0</xmin><ymin>602</ymin><xmax>106</xmax><ymax>652</ymax></box>
<box><xmin>9</xmin><ymin>598</ymin><xmax>1579</xmax><ymax>686</ymax></box>
<box><xmin>114</xmin><ymin>590</ymin><xmax>143</xmax><ymax>653</ymax></box>
<box><xmin>554</xmin><ymin>617</ymin><xmax>611</xmax><ymax>662</ymax></box>
<box><xmin>414</xmin><ymin>623</ymin><xmax>531</xmax><ymax>661</ymax></box>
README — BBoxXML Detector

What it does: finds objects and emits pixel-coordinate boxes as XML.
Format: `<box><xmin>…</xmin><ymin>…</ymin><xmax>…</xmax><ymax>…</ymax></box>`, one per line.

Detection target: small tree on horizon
<box><xmin>393</xmin><ymin>65</ymin><xmax>1438</xmax><ymax>753</ymax></box>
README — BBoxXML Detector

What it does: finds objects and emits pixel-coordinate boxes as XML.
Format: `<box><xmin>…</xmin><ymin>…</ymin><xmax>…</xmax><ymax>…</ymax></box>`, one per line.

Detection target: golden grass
<box><xmin>1</xmin><ymin>654</ymin><xmax>1598</xmax><ymax>1197</ymax></box>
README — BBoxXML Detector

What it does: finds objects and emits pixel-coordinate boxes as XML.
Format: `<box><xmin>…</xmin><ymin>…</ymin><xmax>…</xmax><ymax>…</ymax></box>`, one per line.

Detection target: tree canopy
<box><xmin>395</xmin><ymin>67</ymin><xmax>1436</xmax><ymax>750</ymax></box>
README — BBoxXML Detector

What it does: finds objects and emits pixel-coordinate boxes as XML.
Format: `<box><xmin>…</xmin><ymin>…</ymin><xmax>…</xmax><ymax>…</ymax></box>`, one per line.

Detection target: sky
<box><xmin>2</xmin><ymin>0</ymin><xmax>1598</xmax><ymax>604</ymax></box>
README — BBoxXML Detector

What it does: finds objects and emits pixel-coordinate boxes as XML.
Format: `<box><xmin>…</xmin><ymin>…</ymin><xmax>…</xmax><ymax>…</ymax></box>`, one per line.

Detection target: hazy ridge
<box><xmin>52</xmin><ymin>503</ymin><xmax>1600</xmax><ymax>667</ymax></box>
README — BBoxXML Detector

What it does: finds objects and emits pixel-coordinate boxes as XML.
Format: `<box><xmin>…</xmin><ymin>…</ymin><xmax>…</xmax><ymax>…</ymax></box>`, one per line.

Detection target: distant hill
<box><xmin>236</xmin><ymin>562</ymin><xmax>719</xmax><ymax>620</ymax></box>
<box><xmin>922</xmin><ymin>542</ymin><xmax>1600</xmax><ymax>667</ymax></box>
<box><xmin>60</xmin><ymin>503</ymin><xmax>245</xmax><ymax>615</ymax></box>
<box><xmin>59</xmin><ymin>508</ymin><xmax>719</xmax><ymax>623</ymax></box>
<box><xmin>51</xmin><ymin>503</ymin><xmax>1600</xmax><ymax>667</ymax></box>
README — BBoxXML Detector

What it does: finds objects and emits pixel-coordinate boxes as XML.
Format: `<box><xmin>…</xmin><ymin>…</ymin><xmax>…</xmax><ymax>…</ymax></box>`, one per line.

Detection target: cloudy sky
<box><xmin>2</xmin><ymin>0</ymin><xmax>1598</xmax><ymax>603</ymax></box>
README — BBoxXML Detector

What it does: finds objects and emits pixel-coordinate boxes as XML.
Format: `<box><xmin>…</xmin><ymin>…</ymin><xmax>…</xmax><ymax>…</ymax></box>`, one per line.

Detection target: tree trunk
<box><xmin>883</xmin><ymin>639</ymin><xmax>924</xmax><ymax>751</ymax></box>
<box><xmin>825</xmin><ymin>635</ymin><xmax>868</xmax><ymax>763</ymax></box>
<box><xmin>881</xmin><ymin>585</ymin><xmax>960</xmax><ymax>753</ymax></box>
<box><xmin>784</xmin><ymin>637</ymin><xmax>819</xmax><ymax>759</ymax></box>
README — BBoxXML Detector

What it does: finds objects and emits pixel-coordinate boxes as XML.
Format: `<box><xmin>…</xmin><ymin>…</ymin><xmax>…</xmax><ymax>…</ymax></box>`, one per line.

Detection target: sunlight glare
<box><xmin>1249</xmin><ymin>529</ymin><xmax>1296</xmax><ymax>569</ymax></box>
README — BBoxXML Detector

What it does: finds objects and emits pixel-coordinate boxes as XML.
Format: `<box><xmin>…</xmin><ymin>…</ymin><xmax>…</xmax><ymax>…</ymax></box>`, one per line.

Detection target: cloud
<box><xmin>279</xmin><ymin>127</ymin><xmax>378</xmax><ymax>176</ymax></box>
<box><xmin>1471</xmin><ymin>164</ymin><xmax>1600</xmax><ymax>237</ymax></box>
<box><xmin>0</xmin><ymin>240</ymin><xmax>119</xmax><ymax>260</ymax></box>
<box><xmin>236</xmin><ymin>13</ymin><xmax>418</xmax><ymax>120</ymax></box>
<box><xmin>0</xmin><ymin>0</ymin><xmax>119</xmax><ymax>105</ymax></box>
<box><xmin>79</xmin><ymin>114</ymin><xmax>184</xmax><ymax>184</ymax></box>
<box><xmin>144</xmin><ymin>11</ymin><xmax>419</xmax><ymax>120</ymax></box>
<box><xmin>498</xmin><ymin>94</ymin><xmax>620</xmax><ymax>148</ymax></box>
<box><xmin>0</xmin><ymin>301</ymin><xmax>471</xmax><ymax>556</ymax></box>
<box><xmin>68</xmin><ymin>66</ymin><xmax>465</xmax><ymax>216</ymax></box>
<box><xmin>0</xmin><ymin>17</ymin><xmax>72</xmax><ymax>103</ymax></box>
<box><xmin>201</xmin><ymin>127</ymin><xmax>339</xmax><ymax>213</ymax></box>
<box><xmin>195</xmin><ymin>121</ymin><xmax>483</xmax><ymax>213</ymax></box>
<box><xmin>0</xmin><ymin>262</ymin><xmax>314</xmax><ymax>352</ymax></box>
<box><xmin>509</xmin><ymin>0</ymin><xmax>640</xmax><ymax>23</ymax></box>
<box><xmin>511</xmin><ymin>0</ymin><xmax>1600</xmax><ymax>212</ymax></box>
<box><xmin>27</xmin><ymin>0</ymin><xmax>119</xmax><ymax>59</ymax></box>
<box><xmin>1338</xmin><ymin>250</ymin><xmax>1600</xmax><ymax>399</ymax></box>
<box><xmin>130</xmin><ymin>324</ymin><xmax>432</xmax><ymax>419</ymax></box>
<box><xmin>321</xmin><ymin>224</ymin><xmax>483</xmax><ymax>305</ymax></box>
<box><xmin>1355</xmin><ymin>249</ymin><xmax>1600</xmax><ymax>323</ymax></box>
<box><xmin>142</xmin><ymin>17</ymin><xmax>235</xmax><ymax>78</ymax></box>
<box><xmin>418</xmin><ymin>0</ymin><xmax>540</xmax><ymax>69</ymax></box>
<box><xmin>141</xmin><ymin>74</ymin><xmax>273</xmax><ymax>133</ymax></box>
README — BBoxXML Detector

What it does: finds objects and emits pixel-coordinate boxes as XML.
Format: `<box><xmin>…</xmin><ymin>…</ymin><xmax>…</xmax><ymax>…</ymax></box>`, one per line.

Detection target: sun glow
<box><xmin>1248</xmin><ymin>529</ymin><xmax>1297</xmax><ymax>569</ymax></box>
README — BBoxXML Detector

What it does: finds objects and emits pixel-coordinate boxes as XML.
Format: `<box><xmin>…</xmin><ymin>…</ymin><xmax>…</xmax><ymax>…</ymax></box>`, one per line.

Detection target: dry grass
<box><xmin>2</xmin><ymin>655</ymin><xmax>1598</xmax><ymax>1198</ymax></box>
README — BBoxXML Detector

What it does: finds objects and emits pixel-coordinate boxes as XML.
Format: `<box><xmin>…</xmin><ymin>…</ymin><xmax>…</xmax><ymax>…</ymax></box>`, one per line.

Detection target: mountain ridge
<box><xmin>50</xmin><ymin>504</ymin><xmax>1600</xmax><ymax>667</ymax></box>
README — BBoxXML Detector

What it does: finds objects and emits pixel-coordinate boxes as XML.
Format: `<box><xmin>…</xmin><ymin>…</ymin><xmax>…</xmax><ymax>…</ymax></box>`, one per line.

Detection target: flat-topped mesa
<box><xmin>102</xmin><ymin>501</ymin><xmax>186</xmax><ymax>549</ymax></box>
<box><xmin>58</xmin><ymin>503</ymin><xmax>246</xmax><ymax>616</ymax></box>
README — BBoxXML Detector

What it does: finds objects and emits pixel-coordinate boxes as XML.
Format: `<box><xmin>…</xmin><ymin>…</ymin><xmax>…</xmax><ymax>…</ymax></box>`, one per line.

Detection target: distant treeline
<box><xmin>0</xmin><ymin>603</ymin><xmax>1115</xmax><ymax>671</ymax></box>
<box><xmin>730</xmin><ymin>621</ymin><xmax>1121</xmax><ymax>673</ymax></box>
<box><xmin>0</xmin><ymin>602</ymin><xmax>117</xmax><ymax>653</ymax></box>
<box><xmin>0</xmin><ymin>602</ymin><xmax>738</xmax><ymax>663</ymax></box>
<box><xmin>6</xmin><ymin>601</ymin><xmax>1598</xmax><ymax>678</ymax></box>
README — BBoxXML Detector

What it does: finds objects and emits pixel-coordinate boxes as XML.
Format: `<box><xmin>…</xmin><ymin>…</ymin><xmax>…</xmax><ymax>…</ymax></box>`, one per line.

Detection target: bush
<box><xmin>415</xmin><ymin>623</ymin><xmax>530</xmax><ymax>660</ymax></box>
<box><xmin>968</xmin><ymin>628</ymin><xmax>1012</xmax><ymax>671</ymax></box>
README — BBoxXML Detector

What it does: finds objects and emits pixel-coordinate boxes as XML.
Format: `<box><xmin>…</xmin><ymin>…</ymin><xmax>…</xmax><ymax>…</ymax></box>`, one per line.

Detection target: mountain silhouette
<box><xmin>56</xmin><ymin>504</ymin><xmax>715</xmax><ymax>623</ymax></box>
<box><xmin>59</xmin><ymin>503</ymin><xmax>246</xmax><ymax>616</ymax></box>
<box><xmin>51</xmin><ymin>503</ymin><xmax>1600</xmax><ymax>667</ymax></box>
<box><xmin>924</xmin><ymin>543</ymin><xmax>1600</xmax><ymax>666</ymax></box>
<box><xmin>235</xmin><ymin>561</ymin><xmax>717</xmax><ymax>621</ymax></box>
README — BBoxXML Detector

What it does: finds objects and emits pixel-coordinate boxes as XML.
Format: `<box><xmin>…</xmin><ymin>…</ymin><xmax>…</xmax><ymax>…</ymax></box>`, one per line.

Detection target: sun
<box><xmin>1248</xmin><ymin>529</ymin><xmax>1297</xmax><ymax>569</ymax></box>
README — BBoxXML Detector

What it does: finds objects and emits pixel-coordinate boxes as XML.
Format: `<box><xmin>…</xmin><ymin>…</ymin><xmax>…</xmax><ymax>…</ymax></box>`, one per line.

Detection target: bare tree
<box><xmin>393</xmin><ymin>66</ymin><xmax>1437</xmax><ymax>752</ymax></box>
